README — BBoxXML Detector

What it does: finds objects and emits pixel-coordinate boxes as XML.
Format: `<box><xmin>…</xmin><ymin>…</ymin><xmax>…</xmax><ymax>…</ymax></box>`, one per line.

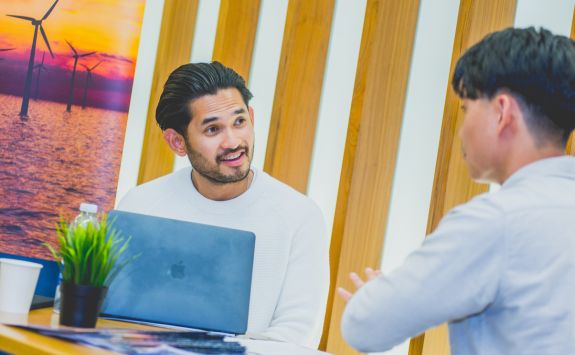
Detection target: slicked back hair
<box><xmin>452</xmin><ymin>27</ymin><xmax>575</xmax><ymax>146</ymax></box>
<box><xmin>156</xmin><ymin>62</ymin><xmax>253</xmax><ymax>136</ymax></box>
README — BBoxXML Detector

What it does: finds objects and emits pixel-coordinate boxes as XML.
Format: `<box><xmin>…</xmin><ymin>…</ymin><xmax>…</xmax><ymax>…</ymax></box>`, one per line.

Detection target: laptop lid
<box><xmin>101</xmin><ymin>210</ymin><xmax>255</xmax><ymax>334</ymax></box>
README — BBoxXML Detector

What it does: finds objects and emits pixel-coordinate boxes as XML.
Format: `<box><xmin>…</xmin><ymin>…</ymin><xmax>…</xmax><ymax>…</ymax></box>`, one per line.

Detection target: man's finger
<box><xmin>337</xmin><ymin>287</ymin><xmax>353</xmax><ymax>302</ymax></box>
<box><xmin>365</xmin><ymin>267</ymin><xmax>381</xmax><ymax>281</ymax></box>
<box><xmin>350</xmin><ymin>272</ymin><xmax>365</xmax><ymax>289</ymax></box>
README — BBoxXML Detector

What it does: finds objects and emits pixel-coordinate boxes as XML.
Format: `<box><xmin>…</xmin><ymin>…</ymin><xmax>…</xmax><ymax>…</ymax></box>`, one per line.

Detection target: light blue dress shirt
<box><xmin>341</xmin><ymin>156</ymin><xmax>575</xmax><ymax>355</ymax></box>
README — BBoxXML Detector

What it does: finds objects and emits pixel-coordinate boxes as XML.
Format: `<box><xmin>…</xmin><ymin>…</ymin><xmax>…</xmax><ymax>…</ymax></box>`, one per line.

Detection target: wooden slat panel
<box><xmin>212</xmin><ymin>0</ymin><xmax>261</xmax><ymax>82</ymax></box>
<box><xmin>568</xmin><ymin>7</ymin><xmax>575</xmax><ymax>156</ymax></box>
<box><xmin>321</xmin><ymin>1</ymin><xmax>421</xmax><ymax>353</ymax></box>
<box><xmin>137</xmin><ymin>1</ymin><xmax>199</xmax><ymax>184</ymax></box>
<box><xmin>568</xmin><ymin>133</ymin><xmax>575</xmax><ymax>156</ymax></box>
<box><xmin>319</xmin><ymin>1</ymin><xmax>374</xmax><ymax>347</ymax></box>
<box><xmin>409</xmin><ymin>1</ymin><xmax>517</xmax><ymax>354</ymax></box>
<box><xmin>263</xmin><ymin>0</ymin><xmax>335</xmax><ymax>193</ymax></box>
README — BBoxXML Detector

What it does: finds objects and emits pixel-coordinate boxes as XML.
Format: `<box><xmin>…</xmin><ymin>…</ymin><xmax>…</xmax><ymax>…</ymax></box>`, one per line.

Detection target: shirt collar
<box><xmin>502</xmin><ymin>155</ymin><xmax>575</xmax><ymax>189</ymax></box>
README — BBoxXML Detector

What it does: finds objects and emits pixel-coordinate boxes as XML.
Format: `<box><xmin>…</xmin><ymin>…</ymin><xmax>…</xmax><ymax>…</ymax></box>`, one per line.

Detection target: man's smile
<box><xmin>218</xmin><ymin>148</ymin><xmax>248</xmax><ymax>167</ymax></box>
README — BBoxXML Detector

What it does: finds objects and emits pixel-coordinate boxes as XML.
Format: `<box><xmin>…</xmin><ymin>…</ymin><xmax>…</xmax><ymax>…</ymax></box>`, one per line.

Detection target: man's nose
<box><xmin>221</xmin><ymin>128</ymin><xmax>241</xmax><ymax>149</ymax></box>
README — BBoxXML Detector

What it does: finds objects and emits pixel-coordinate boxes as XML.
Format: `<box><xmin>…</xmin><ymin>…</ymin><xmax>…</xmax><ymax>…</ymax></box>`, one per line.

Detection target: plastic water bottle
<box><xmin>53</xmin><ymin>203</ymin><xmax>99</xmax><ymax>313</ymax></box>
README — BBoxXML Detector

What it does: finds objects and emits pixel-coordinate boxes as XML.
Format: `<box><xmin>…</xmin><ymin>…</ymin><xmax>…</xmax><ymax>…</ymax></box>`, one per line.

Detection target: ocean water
<box><xmin>0</xmin><ymin>94</ymin><xmax>127</xmax><ymax>259</ymax></box>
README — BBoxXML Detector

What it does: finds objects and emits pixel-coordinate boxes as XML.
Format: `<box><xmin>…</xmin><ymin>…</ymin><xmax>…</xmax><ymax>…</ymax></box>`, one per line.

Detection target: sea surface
<box><xmin>0</xmin><ymin>94</ymin><xmax>127</xmax><ymax>259</ymax></box>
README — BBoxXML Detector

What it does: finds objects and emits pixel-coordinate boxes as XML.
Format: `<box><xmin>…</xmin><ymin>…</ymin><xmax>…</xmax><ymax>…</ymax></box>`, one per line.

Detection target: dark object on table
<box><xmin>59</xmin><ymin>283</ymin><xmax>107</xmax><ymax>328</ymax></box>
<box><xmin>30</xmin><ymin>295</ymin><xmax>54</xmax><ymax>310</ymax></box>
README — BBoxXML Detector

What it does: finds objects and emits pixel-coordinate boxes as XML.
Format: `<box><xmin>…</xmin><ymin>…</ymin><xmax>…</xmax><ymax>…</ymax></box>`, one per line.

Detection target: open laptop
<box><xmin>100</xmin><ymin>210</ymin><xmax>255</xmax><ymax>335</ymax></box>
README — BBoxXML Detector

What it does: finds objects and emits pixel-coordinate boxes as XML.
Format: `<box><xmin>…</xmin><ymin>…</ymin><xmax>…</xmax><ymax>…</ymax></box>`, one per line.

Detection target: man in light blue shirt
<box><xmin>339</xmin><ymin>27</ymin><xmax>575</xmax><ymax>354</ymax></box>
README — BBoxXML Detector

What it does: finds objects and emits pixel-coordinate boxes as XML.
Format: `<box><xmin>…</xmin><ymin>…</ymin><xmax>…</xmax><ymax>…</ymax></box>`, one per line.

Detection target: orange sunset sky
<box><xmin>0</xmin><ymin>0</ymin><xmax>145</xmax><ymax>80</ymax></box>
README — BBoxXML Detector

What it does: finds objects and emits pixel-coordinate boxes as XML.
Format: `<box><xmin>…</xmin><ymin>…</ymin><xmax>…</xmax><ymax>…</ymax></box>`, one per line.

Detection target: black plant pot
<box><xmin>59</xmin><ymin>283</ymin><xmax>107</xmax><ymax>328</ymax></box>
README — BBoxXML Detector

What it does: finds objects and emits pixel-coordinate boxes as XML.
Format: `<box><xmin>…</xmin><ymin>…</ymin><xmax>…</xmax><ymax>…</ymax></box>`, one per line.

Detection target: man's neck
<box><xmin>498</xmin><ymin>145</ymin><xmax>564</xmax><ymax>184</ymax></box>
<box><xmin>191</xmin><ymin>169</ymin><xmax>254</xmax><ymax>201</ymax></box>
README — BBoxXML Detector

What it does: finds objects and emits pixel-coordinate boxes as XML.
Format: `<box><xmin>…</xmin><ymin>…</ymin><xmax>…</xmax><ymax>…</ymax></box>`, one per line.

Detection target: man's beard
<box><xmin>185</xmin><ymin>139</ymin><xmax>253</xmax><ymax>185</ymax></box>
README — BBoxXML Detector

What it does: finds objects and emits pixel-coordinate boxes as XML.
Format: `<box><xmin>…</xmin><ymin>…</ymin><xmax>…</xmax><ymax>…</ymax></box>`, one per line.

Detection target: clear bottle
<box><xmin>53</xmin><ymin>203</ymin><xmax>99</xmax><ymax>313</ymax></box>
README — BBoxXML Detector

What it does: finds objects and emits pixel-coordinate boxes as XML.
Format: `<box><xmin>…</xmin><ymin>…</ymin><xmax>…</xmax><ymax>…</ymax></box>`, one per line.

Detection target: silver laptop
<box><xmin>101</xmin><ymin>210</ymin><xmax>255</xmax><ymax>334</ymax></box>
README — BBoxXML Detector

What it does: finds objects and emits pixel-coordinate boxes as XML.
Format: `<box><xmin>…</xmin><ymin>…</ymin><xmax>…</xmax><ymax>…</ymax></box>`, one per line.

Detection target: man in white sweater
<box><xmin>118</xmin><ymin>62</ymin><xmax>329</xmax><ymax>348</ymax></box>
<box><xmin>339</xmin><ymin>28</ymin><xmax>575</xmax><ymax>354</ymax></box>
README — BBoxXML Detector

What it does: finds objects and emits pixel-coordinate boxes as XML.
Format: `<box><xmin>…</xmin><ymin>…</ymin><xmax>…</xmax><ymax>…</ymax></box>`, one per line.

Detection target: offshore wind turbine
<box><xmin>34</xmin><ymin>52</ymin><xmax>48</xmax><ymax>100</ymax></box>
<box><xmin>6</xmin><ymin>0</ymin><xmax>58</xmax><ymax>118</ymax></box>
<box><xmin>80</xmin><ymin>61</ymin><xmax>101</xmax><ymax>109</ymax></box>
<box><xmin>65</xmin><ymin>40</ymin><xmax>95</xmax><ymax>112</ymax></box>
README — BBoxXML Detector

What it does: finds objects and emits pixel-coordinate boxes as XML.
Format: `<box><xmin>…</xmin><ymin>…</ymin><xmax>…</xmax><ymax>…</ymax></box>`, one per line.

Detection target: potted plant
<box><xmin>47</xmin><ymin>215</ymin><xmax>133</xmax><ymax>328</ymax></box>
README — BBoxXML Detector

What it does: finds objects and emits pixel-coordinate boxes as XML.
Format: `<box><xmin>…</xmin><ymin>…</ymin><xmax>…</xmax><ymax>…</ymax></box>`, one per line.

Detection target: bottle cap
<box><xmin>79</xmin><ymin>203</ymin><xmax>98</xmax><ymax>214</ymax></box>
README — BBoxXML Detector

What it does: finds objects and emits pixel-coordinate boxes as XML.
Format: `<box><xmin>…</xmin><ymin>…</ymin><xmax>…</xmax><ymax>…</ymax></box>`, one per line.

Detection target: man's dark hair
<box><xmin>452</xmin><ymin>27</ymin><xmax>575</xmax><ymax>145</ymax></box>
<box><xmin>156</xmin><ymin>61</ymin><xmax>253</xmax><ymax>135</ymax></box>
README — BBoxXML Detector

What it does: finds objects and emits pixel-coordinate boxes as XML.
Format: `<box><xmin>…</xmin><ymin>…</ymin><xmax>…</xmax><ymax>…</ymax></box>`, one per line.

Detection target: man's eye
<box><xmin>205</xmin><ymin>126</ymin><xmax>219</xmax><ymax>134</ymax></box>
<box><xmin>235</xmin><ymin>117</ymin><xmax>246</xmax><ymax>125</ymax></box>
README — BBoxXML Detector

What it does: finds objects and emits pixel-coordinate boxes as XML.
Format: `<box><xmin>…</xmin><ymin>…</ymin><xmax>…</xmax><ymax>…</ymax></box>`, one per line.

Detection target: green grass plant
<box><xmin>47</xmin><ymin>215</ymin><xmax>134</xmax><ymax>288</ymax></box>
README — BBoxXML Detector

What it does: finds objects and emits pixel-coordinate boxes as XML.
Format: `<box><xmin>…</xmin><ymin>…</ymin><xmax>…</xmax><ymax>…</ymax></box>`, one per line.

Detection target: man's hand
<box><xmin>337</xmin><ymin>267</ymin><xmax>381</xmax><ymax>302</ymax></box>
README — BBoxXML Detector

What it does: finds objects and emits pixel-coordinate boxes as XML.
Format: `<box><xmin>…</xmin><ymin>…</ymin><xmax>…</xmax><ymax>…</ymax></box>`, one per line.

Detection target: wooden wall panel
<box><xmin>409</xmin><ymin>1</ymin><xmax>517</xmax><ymax>354</ymax></box>
<box><xmin>568</xmin><ymin>7</ymin><xmax>575</xmax><ymax>156</ymax></box>
<box><xmin>212</xmin><ymin>0</ymin><xmax>261</xmax><ymax>82</ymax></box>
<box><xmin>321</xmin><ymin>1</ymin><xmax>421</xmax><ymax>354</ymax></box>
<box><xmin>263</xmin><ymin>0</ymin><xmax>335</xmax><ymax>193</ymax></box>
<box><xmin>137</xmin><ymin>1</ymin><xmax>199</xmax><ymax>184</ymax></box>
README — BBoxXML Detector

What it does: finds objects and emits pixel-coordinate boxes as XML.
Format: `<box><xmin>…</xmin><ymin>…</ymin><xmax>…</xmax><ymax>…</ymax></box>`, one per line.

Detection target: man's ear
<box><xmin>248</xmin><ymin>106</ymin><xmax>254</xmax><ymax>125</ymax></box>
<box><xmin>163</xmin><ymin>128</ymin><xmax>188</xmax><ymax>157</ymax></box>
<box><xmin>494</xmin><ymin>93</ymin><xmax>516</xmax><ymax>136</ymax></box>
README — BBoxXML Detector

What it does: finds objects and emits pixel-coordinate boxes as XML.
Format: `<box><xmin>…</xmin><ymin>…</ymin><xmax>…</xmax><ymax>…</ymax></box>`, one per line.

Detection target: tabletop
<box><xmin>0</xmin><ymin>308</ymin><xmax>330</xmax><ymax>355</ymax></box>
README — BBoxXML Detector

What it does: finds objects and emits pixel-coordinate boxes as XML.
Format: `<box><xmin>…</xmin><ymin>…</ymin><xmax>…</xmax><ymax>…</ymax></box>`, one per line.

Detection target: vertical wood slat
<box><xmin>137</xmin><ymin>1</ymin><xmax>199</xmax><ymax>184</ymax></box>
<box><xmin>319</xmin><ymin>0</ymin><xmax>376</xmax><ymax>347</ymax></box>
<box><xmin>568</xmin><ymin>135</ymin><xmax>575</xmax><ymax>156</ymax></box>
<box><xmin>263</xmin><ymin>0</ymin><xmax>335</xmax><ymax>193</ymax></box>
<box><xmin>568</xmin><ymin>7</ymin><xmax>575</xmax><ymax>156</ymax></box>
<box><xmin>212</xmin><ymin>0</ymin><xmax>261</xmax><ymax>82</ymax></box>
<box><xmin>409</xmin><ymin>1</ymin><xmax>517</xmax><ymax>354</ymax></box>
<box><xmin>321</xmin><ymin>1</ymin><xmax>421</xmax><ymax>354</ymax></box>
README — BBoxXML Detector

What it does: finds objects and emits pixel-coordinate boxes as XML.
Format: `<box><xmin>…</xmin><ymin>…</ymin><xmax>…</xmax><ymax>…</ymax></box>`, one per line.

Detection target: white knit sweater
<box><xmin>118</xmin><ymin>166</ymin><xmax>330</xmax><ymax>347</ymax></box>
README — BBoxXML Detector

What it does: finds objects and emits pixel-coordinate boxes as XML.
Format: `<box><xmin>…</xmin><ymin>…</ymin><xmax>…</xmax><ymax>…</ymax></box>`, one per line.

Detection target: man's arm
<box><xmin>261</xmin><ymin>206</ymin><xmax>330</xmax><ymax>348</ymax></box>
<box><xmin>341</xmin><ymin>199</ymin><xmax>504</xmax><ymax>352</ymax></box>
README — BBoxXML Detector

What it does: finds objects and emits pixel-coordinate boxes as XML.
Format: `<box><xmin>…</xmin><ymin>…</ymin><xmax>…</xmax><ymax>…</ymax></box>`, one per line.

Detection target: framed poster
<box><xmin>0</xmin><ymin>0</ymin><xmax>146</xmax><ymax>259</ymax></box>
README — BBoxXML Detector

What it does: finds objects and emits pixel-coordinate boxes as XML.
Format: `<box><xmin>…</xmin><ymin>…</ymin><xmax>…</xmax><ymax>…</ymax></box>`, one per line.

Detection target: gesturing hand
<box><xmin>337</xmin><ymin>267</ymin><xmax>381</xmax><ymax>302</ymax></box>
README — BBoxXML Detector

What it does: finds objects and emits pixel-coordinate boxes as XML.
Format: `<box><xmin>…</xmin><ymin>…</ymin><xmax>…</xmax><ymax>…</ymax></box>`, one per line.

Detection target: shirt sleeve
<box><xmin>261</xmin><ymin>206</ymin><xmax>330</xmax><ymax>348</ymax></box>
<box><xmin>341</xmin><ymin>196</ymin><xmax>504</xmax><ymax>352</ymax></box>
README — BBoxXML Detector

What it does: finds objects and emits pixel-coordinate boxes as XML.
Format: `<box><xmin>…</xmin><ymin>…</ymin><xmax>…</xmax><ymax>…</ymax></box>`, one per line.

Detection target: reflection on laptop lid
<box><xmin>101</xmin><ymin>210</ymin><xmax>255</xmax><ymax>335</ymax></box>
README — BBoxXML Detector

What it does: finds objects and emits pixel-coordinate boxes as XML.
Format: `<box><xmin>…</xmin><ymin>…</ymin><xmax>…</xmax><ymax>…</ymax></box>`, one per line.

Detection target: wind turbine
<box><xmin>6</xmin><ymin>0</ymin><xmax>58</xmax><ymax>118</ymax></box>
<box><xmin>34</xmin><ymin>52</ymin><xmax>48</xmax><ymax>100</ymax></box>
<box><xmin>65</xmin><ymin>41</ymin><xmax>95</xmax><ymax>112</ymax></box>
<box><xmin>80</xmin><ymin>61</ymin><xmax>102</xmax><ymax>109</ymax></box>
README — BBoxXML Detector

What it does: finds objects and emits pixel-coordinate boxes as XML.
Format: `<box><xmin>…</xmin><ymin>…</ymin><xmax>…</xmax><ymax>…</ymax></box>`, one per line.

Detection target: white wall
<box><xmin>115</xmin><ymin>0</ymin><xmax>164</xmax><ymax>206</ymax></box>
<box><xmin>374</xmin><ymin>1</ymin><xmax>459</xmax><ymax>354</ymax></box>
<box><xmin>307</xmin><ymin>0</ymin><xmax>367</xmax><ymax>237</ymax></box>
<box><xmin>515</xmin><ymin>0</ymin><xmax>574</xmax><ymax>35</ymax></box>
<box><xmin>249</xmin><ymin>0</ymin><xmax>289</xmax><ymax>170</ymax></box>
<box><xmin>380</xmin><ymin>0</ymin><xmax>458</xmax><ymax>275</ymax></box>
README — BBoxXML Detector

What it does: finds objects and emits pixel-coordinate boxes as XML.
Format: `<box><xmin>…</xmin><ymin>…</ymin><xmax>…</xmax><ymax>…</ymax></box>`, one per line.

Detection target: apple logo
<box><xmin>170</xmin><ymin>261</ymin><xmax>186</xmax><ymax>279</ymax></box>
